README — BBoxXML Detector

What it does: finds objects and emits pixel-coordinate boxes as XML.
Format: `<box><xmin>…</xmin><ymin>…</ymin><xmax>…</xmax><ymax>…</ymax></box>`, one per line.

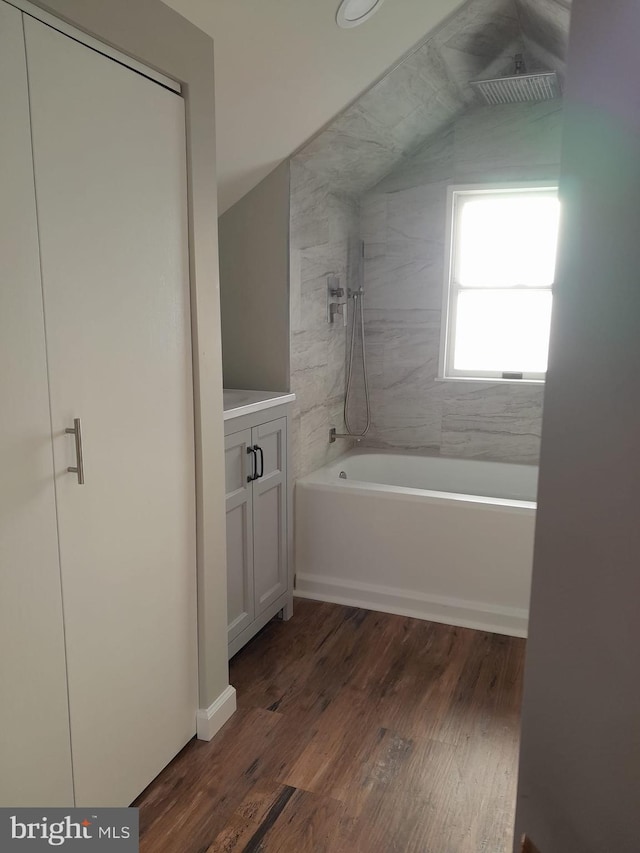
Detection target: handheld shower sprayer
<box><xmin>329</xmin><ymin>241</ymin><xmax>371</xmax><ymax>443</ymax></box>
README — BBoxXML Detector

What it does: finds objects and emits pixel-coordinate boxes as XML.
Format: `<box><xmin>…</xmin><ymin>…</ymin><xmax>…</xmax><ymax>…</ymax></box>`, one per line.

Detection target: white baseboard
<box><xmin>196</xmin><ymin>685</ymin><xmax>237</xmax><ymax>741</ymax></box>
<box><xmin>294</xmin><ymin>573</ymin><xmax>528</xmax><ymax>638</ymax></box>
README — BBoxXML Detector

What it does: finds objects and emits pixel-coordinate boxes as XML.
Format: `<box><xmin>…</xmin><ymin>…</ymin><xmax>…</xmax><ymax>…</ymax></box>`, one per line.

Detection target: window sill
<box><xmin>436</xmin><ymin>376</ymin><xmax>545</xmax><ymax>386</ymax></box>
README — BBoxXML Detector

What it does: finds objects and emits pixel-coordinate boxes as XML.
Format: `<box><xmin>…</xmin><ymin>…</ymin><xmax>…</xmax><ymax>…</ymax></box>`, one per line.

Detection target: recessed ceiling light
<box><xmin>336</xmin><ymin>0</ymin><xmax>386</xmax><ymax>29</ymax></box>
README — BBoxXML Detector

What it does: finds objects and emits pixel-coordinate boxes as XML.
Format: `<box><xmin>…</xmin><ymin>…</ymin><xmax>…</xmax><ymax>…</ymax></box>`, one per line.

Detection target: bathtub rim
<box><xmin>295</xmin><ymin>447</ymin><xmax>537</xmax><ymax>512</ymax></box>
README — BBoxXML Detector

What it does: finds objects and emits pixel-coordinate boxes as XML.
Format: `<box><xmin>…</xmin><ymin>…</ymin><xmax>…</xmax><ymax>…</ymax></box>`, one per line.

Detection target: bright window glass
<box><xmin>453</xmin><ymin>289</ymin><xmax>553</xmax><ymax>373</ymax></box>
<box><xmin>443</xmin><ymin>185</ymin><xmax>559</xmax><ymax>381</ymax></box>
<box><xmin>456</xmin><ymin>195</ymin><xmax>559</xmax><ymax>287</ymax></box>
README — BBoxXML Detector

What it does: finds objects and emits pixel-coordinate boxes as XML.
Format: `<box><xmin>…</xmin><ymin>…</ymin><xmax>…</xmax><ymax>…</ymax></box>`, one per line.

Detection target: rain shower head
<box><xmin>470</xmin><ymin>55</ymin><xmax>560</xmax><ymax>105</ymax></box>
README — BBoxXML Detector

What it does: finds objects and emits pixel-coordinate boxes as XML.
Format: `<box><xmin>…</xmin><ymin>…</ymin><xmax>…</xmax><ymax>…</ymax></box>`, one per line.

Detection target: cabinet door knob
<box><xmin>246</xmin><ymin>445</ymin><xmax>257</xmax><ymax>482</ymax></box>
<box><xmin>65</xmin><ymin>417</ymin><xmax>85</xmax><ymax>485</ymax></box>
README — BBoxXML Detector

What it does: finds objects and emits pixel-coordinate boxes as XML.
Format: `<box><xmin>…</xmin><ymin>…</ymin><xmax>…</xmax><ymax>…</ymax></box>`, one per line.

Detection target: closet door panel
<box><xmin>0</xmin><ymin>2</ymin><xmax>74</xmax><ymax>807</ymax></box>
<box><xmin>24</xmin><ymin>17</ymin><xmax>197</xmax><ymax>806</ymax></box>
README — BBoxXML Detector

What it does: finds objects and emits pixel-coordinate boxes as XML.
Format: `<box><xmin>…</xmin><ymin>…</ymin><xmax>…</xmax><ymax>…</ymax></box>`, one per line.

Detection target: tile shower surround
<box><xmin>289</xmin><ymin>160</ymin><xmax>359</xmax><ymax>479</ymax></box>
<box><xmin>288</xmin><ymin>0</ymin><xmax>568</xmax><ymax>477</ymax></box>
<box><xmin>290</xmin><ymin>100</ymin><xmax>562</xmax><ymax>476</ymax></box>
<box><xmin>293</xmin><ymin>0</ymin><xmax>570</xmax><ymax>201</ymax></box>
<box><xmin>357</xmin><ymin>101</ymin><xmax>562</xmax><ymax>464</ymax></box>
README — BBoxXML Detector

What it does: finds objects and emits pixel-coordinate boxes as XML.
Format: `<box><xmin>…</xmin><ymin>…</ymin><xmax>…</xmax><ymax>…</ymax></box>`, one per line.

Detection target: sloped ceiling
<box><xmin>517</xmin><ymin>0</ymin><xmax>572</xmax><ymax>74</ymax></box>
<box><xmin>293</xmin><ymin>0</ymin><xmax>571</xmax><ymax>198</ymax></box>
<box><xmin>161</xmin><ymin>0</ymin><xmax>470</xmax><ymax>213</ymax></box>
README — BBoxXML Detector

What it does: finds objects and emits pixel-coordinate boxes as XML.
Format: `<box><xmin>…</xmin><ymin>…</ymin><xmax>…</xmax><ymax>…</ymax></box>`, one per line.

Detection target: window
<box><xmin>440</xmin><ymin>184</ymin><xmax>560</xmax><ymax>382</ymax></box>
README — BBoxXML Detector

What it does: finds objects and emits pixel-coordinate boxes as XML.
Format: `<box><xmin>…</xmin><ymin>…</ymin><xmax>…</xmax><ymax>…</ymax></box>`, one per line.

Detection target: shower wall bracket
<box><xmin>327</xmin><ymin>274</ymin><xmax>347</xmax><ymax>326</ymax></box>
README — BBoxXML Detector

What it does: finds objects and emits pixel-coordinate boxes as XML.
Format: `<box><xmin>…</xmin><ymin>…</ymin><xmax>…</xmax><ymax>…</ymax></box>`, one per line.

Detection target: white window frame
<box><xmin>439</xmin><ymin>181</ymin><xmax>559</xmax><ymax>384</ymax></box>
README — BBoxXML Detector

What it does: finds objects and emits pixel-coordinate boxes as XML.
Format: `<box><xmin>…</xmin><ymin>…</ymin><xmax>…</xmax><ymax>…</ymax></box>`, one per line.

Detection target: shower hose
<box><xmin>344</xmin><ymin>284</ymin><xmax>371</xmax><ymax>438</ymax></box>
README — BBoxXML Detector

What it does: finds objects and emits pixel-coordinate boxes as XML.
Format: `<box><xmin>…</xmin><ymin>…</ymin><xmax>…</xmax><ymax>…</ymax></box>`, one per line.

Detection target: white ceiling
<box><xmin>162</xmin><ymin>0</ymin><xmax>467</xmax><ymax>213</ymax></box>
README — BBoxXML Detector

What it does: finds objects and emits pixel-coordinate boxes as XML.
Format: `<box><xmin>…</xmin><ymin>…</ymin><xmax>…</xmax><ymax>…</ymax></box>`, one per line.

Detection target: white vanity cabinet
<box><xmin>223</xmin><ymin>392</ymin><xmax>294</xmax><ymax>657</ymax></box>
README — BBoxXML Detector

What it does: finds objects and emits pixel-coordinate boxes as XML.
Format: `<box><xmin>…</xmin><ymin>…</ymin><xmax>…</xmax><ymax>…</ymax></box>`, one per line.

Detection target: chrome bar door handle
<box><xmin>65</xmin><ymin>417</ymin><xmax>85</xmax><ymax>484</ymax></box>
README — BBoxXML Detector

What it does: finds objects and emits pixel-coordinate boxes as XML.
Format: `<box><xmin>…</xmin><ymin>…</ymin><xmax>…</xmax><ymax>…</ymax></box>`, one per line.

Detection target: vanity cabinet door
<box><xmin>225</xmin><ymin>429</ymin><xmax>255</xmax><ymax>642</ymax></box>
<box><xmin>252</xmin><ymin>417</ymin><xmax>287</xmax><ymax>615</ymax></box>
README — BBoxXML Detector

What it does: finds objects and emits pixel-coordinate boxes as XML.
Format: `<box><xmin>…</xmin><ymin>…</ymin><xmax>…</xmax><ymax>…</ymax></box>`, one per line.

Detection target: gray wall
<box><xmin>289</xmin><ymin>160</ymin><xmax>359</xmax><ymax>479</ymax></box>
<box><xmin>32</xmin><ymin>0</ymin><xmax>229</xmax><ymax>710</ymax></box>
<box><xmin>514</xmin><ymin>1</ymin><xmax>640</xmax><ymax>850</ymax></box>
<box><xmin>219</xmin><ymin>161</ymin><xmax>290</xmax><ymax>391</ymax></box>
<box><xmin>358</xmin><ymin>100</ymin><xmax>563</xmax><ymax>463</ymax></box>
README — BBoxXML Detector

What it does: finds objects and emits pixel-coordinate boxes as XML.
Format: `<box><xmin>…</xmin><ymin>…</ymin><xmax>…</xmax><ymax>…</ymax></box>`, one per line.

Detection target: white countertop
<box><xmin>223</xmin><ymin>388</ymin><xmax>296</xmax><ymax>420</ymax></box>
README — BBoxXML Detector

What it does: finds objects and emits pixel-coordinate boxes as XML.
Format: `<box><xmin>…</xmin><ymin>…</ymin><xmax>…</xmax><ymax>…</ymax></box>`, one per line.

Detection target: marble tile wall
<box><xmin>292</xmin><ymin>0</ymin><xmax>570</xmax><ymax>201</ymax></box>
<box><xmin>287</xmin><ymin>0</ymin><xmax>570</xmax><ymax>475</ymax></box>
<box><xmin>289</xmin><ymin>160</ymin><xmax>360</xmax><ymax>479</ymax></box>
<box><xmin>357</xmin><ymin>100</ymin><xmax>563</xmax><ymax>464</ymax></box>
<box><xmin>294</xmin><ymin>0</ymin><xmax>523</xmax><ymax>200</ymax></box>
<box><xmin>516</xmin><ymin>0</ymin><xmax>571</xmax><ymax>85</ymax></box>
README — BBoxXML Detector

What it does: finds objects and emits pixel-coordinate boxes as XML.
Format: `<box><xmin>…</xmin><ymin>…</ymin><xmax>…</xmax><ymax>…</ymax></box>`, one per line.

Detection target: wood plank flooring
<box><xmin>135</xmin><ymin>600</ymin><xmax>525</xmax><ymax>853</ymax></box>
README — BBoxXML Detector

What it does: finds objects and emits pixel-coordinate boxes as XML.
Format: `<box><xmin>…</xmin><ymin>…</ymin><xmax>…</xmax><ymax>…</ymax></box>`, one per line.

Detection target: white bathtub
<box><xmin>295</xmin><ymin>450</ymin><xmax>538</xmax><ymax>637</ymax></box>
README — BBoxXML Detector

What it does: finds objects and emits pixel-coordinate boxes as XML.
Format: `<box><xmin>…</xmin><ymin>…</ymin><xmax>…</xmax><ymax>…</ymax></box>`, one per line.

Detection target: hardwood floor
<box><xmin>135</xmin><ymin>600</ymin><xmax>525</xmax><ymax>853</ymax></box>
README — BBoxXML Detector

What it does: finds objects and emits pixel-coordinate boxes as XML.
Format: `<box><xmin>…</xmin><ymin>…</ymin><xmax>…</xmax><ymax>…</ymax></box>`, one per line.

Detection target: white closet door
<box><xmin>24</xmin><ymin>17</ymin><xmax>197</xmax><ymax>806</ymax></box>
<box><xmin>0</xmin><ymin>2</ymin><xmax>74</xmax><ymax>807</ymax></box>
